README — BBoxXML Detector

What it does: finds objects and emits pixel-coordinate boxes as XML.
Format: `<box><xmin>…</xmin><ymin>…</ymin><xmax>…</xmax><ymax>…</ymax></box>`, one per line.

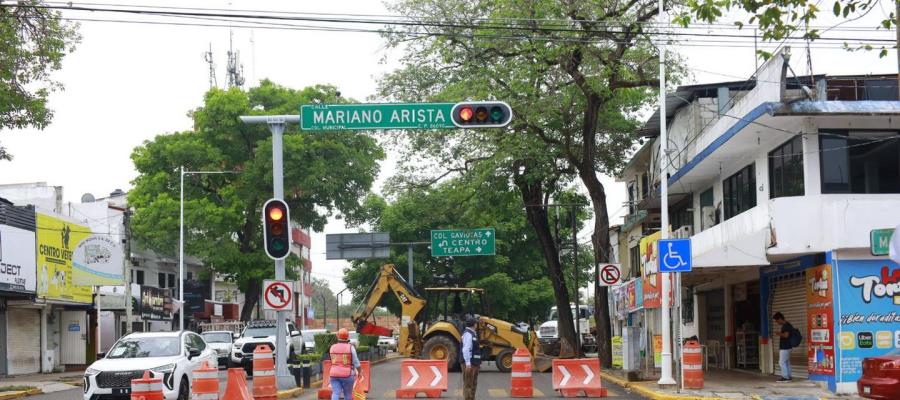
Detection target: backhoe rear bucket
<box><xmin>357</xmin><ymin>320</ymin><xmax>393</xmax><ymax>337</ymax></box>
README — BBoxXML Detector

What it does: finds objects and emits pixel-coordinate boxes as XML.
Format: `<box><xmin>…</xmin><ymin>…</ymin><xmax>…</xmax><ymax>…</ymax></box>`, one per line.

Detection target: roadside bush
<box><xmin>314</xmin><ymin>333</ymin><xmax>338</xmax><ymax>355</ymax></box>
<box><xmin>359</xmin><ymin>334</ymin><xmax>379</xmax><ymax>348</ymax></box>
<box><xmin>357</xmin><ymin>345</ymin><xmax>370</xmax><ymax>353</ymax></box>
<box><xmin>297</xmin><ymin>353</ymin><xmax>321</xmax><ymax>364</ymax></box>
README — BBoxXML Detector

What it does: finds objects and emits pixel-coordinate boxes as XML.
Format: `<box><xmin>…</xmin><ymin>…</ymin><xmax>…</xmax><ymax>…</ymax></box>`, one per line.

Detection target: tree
<box><xmin>677</xmin><ymin>0</ymin><xmax>898</xmax><ymax>57</ymax></box>
<box><xmin>378</xmin><ymin>0</ymin><xmax>682</xmax><ymax>364</ymax></box>
<box><xmin>129</xmin><ymin>80</ymin><xmax>384</xmax><ymax>320</ymax></box>
<box><xmin>343</xmin><ymin>173</ymin><xmax>590</xmax><ymax>325</ymax></box>
<box><xmin>0</xmin><ymin>0</ymin><xmax>80</xmax><ymax>160</ymax></box>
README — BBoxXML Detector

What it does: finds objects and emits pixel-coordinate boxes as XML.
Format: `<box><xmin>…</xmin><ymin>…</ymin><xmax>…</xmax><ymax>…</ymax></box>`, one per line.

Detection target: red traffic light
<box><xmin>451</xmin><ymin>101</ymin><xmax>512</xmax><ymax>128</ymax></box>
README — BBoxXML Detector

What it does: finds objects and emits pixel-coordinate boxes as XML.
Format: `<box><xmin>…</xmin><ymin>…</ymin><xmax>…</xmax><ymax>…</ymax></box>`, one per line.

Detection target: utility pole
<box><xmin>896</xmin><ymin>0</ymin><xmax>899</xmax><ymax>99</ymax></box>
<box><xmin>658</xmin><ymin>0</ymin><xmax>676</xmax><ymax>385</ymax></box>
<box><xmin>123</xmin><ymin>209</ymin><xmax>133</xmax><ymax>334</ymax></box>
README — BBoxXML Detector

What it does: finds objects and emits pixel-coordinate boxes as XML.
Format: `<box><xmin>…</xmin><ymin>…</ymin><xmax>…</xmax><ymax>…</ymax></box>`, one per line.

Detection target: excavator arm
<box><xmin>351</xmin><ymin>264</ymin><xmax>426</xmax><ymax>357</ymax></box>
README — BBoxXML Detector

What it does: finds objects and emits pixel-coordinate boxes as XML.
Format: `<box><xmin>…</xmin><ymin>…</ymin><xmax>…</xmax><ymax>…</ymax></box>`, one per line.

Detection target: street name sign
<box><xmin>301</xmin><ymin>103</ymin><xmax>455</xmax><ymax>131</ymax></box>
<box><xmin>263</xmin><ymin>280</ymin><xmax>293</xmax><ymax>311</ymax></box>
<box><xmin>431</xmin><ymin>228</ymin><xmax>495</xmax><ymax>257</ymax></box>
<box><xmin>658</xmin><ymin>238</ymin><xmax>692</xmax><ymax>272</ymax></box>
<box><xmin>870</xmin><ymin>228</ymin><xmax>894</xmax><ymax>256</ymax></box>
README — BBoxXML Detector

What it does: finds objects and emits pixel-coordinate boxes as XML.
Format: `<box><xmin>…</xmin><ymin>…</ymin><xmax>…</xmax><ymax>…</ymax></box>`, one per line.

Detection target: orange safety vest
<box><xmin>329</xmin><ymin>342</ymin><xmax>354</xmax><ymax>378</ymax></box>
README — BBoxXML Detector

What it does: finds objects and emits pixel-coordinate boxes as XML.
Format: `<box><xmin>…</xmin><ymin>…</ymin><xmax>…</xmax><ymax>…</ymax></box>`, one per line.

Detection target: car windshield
<box><xmin>202</xmin><ymin>332</ymin><xmax>232</xmax><ymax>343</ymax></box>
<box><xmin>549</xmin><ymin>308</ymin><xmax>587</xmax><ymax>320</ymax></box>
<box><xmin>243</xmin><ymin>326</ymin><xmax>277</xmax><ymax>337</ymax></box>
<box><xmin>106</xmin><ymin>337</ymin><xmax>181</xmax><ymax>359</ymax></box>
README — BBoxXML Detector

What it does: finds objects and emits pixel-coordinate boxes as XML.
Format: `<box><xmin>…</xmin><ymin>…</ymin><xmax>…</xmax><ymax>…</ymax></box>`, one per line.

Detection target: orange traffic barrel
<box><xmin>131</xmin><ymin>370</ymin><xmax>164</xmax><ymax>400</ymax></box>
<box><xmin>510</xmin><ymin>348</ymin><xmax>533</xmax><ymax>397</ymax></box>
<box><xmin>682</xmin><ymin>340</ymin><xmax>704</xmax><ymax>389</ymax></box>
<box><xmin>252</xmin><ymin>345</ymin><xmax>277</xmax><ymax>400</ymax></box>
<box><xmin>191</xmin><ymin>361</ymin><xmax>219</xmax><ymax>400</ymax></box>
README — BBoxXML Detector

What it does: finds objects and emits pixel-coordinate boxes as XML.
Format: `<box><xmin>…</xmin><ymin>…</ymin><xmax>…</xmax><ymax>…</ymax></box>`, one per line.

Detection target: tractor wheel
<box><xmin>495</xmin><ymin>348</ymin><xmax>515</xmax><ymax>373</ymax></box>
<box><xmin>422</xmin><ymin>335</ymin><xmax>460</xmax><ymax>370</ymax></box>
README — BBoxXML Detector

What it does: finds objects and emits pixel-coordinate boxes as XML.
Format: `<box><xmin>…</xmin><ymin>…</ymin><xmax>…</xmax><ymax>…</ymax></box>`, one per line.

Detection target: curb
<box><xmin>599</xmin><ymin>371</ymin><xmax>725</xmax><ymax>400</ymax></box>
<box><xmin>277</xmin><ymin>387</ymin><xmax>303</xmax><ymax>399</ymax></box>
<box><xmin>62</xmin><ymin>380</ymin><xmax>84</xmax><ymax>387</ymax></box>
<box><xmin>0</xmin><ymin>388</ymin><xmax>43</xmax><ymax>400</ymax></box>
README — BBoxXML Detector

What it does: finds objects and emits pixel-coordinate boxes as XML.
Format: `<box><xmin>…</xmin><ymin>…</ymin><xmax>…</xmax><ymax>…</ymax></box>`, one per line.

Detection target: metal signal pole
<box><xmin>658</xmin><ymin>0</ymin><xmax>676</xmax><ymax>385</ymax></box>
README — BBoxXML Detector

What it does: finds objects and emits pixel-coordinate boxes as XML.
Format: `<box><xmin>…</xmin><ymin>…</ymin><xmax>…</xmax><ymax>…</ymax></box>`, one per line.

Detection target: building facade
<box><xmin>612</xmin><ymin>47</ymin><xmax>900</xmax><ymax>393</ymax></box>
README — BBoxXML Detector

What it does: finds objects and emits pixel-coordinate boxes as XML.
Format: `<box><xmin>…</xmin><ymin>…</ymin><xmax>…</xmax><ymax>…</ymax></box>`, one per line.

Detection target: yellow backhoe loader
<box><xmin>351</xmin><ymin>264</ymin><xmax>554</xmax><ymax>371</ymax></box>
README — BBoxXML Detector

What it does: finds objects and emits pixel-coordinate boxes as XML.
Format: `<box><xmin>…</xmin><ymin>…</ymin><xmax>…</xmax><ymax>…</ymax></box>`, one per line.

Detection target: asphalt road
<box><xmin>29</xmin><ymin>369</ymin><xmax>238</xmax><ymax>400</ymax></box>
<box><xmin>294</xmin><ymin>358</ymin><xmax>645</xmax><ymax>399</ymax></box>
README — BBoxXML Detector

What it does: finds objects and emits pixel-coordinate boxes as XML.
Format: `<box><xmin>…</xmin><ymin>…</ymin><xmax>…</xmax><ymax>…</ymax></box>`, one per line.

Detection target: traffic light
<box><xmin>262</xmin><ymin>199</ymin><xmax>291</xmax><ymax>260</ymax></box>
<box><xmin>451</xmin><ymin>101</ymin><xmax>513</xmax><ymax>128</ymax></box>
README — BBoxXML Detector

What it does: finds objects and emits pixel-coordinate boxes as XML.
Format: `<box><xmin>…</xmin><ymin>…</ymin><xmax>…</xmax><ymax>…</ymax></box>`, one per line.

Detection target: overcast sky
<box><xmin>1</xmin><ymin>1</ymin><xmax>896</xmax><ymax>296</ymax></box>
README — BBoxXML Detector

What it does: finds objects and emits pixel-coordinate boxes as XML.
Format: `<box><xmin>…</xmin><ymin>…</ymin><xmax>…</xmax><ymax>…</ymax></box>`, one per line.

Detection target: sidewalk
<box><xmin>600</xmin><ymin>368</ymin><xmax>862</xmax><ymax>400</ymax></box>
<box><xmin>0</xmin><ymin>371</ymin><xmax>84</xmax><ymax>400</ymax></box>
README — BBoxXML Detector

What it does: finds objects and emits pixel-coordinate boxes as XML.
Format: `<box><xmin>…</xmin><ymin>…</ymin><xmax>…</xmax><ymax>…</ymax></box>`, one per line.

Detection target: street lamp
<box><xmin>179</xmin><ymin>167</ymin><xmax>238</xmax><ymax>331</ymax></box>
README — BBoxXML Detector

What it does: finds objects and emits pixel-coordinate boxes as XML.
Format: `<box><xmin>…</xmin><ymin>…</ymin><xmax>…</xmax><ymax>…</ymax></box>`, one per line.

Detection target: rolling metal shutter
<box><xmin>8</xmin><ymin>308</ymin><xmax>40</xmax><ymax>374</ymax></box>
<box><xmin>770</xmin><ymin>273</ymin><xmax>807</xmax><ymax>379</ymax></box>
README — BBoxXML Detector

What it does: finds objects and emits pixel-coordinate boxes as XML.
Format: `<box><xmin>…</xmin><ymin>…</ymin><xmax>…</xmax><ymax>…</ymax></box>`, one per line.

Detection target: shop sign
<box><xmin>639</xmin><ymin>231</ymin><xmax>674</xmax><ymax>309</ymax></box>
<box><xmin>836</xmin><ymin>259</ymin><xmax>900</xmax><ymax>383</ymax></box>
<box><xmin>613</xmin><ymin>278</ymin><xmax>643</xmax><ymax>318</ymax></box>
<box><xmin>0</xmin><ymin>224</ymin><xmax>37</xmax><ymax>293</ymax></box>
<box><xmin>806</xmin><ymin>264</ymin><xmax>835</xmax><ymax>375</ymax></box>
<box><xmin>141</xmin><ymin>286</ymin><xmax>173</xmax><ymax>320</ymax></box>
<box><xmin>36</xmin><ymin>213</ymin><xmax>92</xmax><ymax>303</ymax></box>
<box><xmin>72</xmin><ymin>235</ymin><xmax>124</xmax><ymax>285</ymax></box>
<box><xmin>611</xmin><ymin>336</ymin><xmax>624</xmax><ymax>368</ymax></box>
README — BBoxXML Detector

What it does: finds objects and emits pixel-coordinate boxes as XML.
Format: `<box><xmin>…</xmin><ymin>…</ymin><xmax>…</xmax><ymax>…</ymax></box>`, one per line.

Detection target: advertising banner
<box><xmin>97</xmin><ymin>284</ymin><xmax>141</xmax><ymax>312</ymax></box>
<box><xmin>36</xmin><ymin>213</ymin><xmax>92</xmax><ymax>303</ymax></box>
<box><xmin>640</xmin><ymin>231</ymin><xmax>662</xmax><ymax>308</ymax></box>
<box><xmin>612</xmin><ymin>336</ymin><xmax>624</xmax><ymax>368</ymax></box>
<box><xmin>183</xmin><ymin>280</ymin><xmax>211</xmax><ymax>316</ymax></box>
<box><xmin>0</xmin><ymin>224</ymin><xmax>37</xmax><ymax>293</ymax></box>
<box><xmin>806</xmin><ymin>264</ymin><xmax>835</xmax><ymax>375</ymax></box>
<box><xmin>72</xmin><ymin>235</ymin><xmax>124</xmax><ymax>286</ymax></box>
<box><xmin>141</xmin><ymin>286</ymin><xmax>173</xmax><ymax>320</ymax></box>
<box><xmin>653</xmin><ymin>334</ymin><xmax>663</xmax><ymax>368</ymax></box>
<box><xmin>836</xmin><ymin>259</ymin><xmax>900</xmax><ymax>383</ymax></box>
<box><xmin>613</xmin><ymin>278</ymin><xmax>643</xmax><ymax>318</ymax></box>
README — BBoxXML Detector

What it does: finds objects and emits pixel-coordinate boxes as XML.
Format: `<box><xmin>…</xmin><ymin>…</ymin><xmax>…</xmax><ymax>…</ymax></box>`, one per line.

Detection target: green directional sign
<box><xmin>301</xmin><ymin>103</ymin><xmax>455</xmax><ymax>131</ymax></box>
<box><xmin>431</xmin><ymin>228</ymin><xmax>495</xmax><ymax>257</ymax></box>
<box><xmin>871</xmin><ymin>228</ymin><xmax>894</xmax><ymax>256</ymax></box>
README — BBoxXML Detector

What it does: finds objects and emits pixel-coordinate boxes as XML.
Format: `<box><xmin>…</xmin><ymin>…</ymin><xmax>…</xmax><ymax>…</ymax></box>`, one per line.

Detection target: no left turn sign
<box><xmin>599</xmin><ymin>264</ymin><xmax>621</xmax><ymax>286</ymax></box>
<box><xmin>263</xmin><ymin>280</ymin><xmax>294</xmax><ymax>311</ymax></box>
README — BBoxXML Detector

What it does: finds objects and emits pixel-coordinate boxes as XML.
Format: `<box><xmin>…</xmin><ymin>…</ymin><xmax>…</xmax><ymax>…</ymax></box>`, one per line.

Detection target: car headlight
<box><xmin>151</xmin><ymin>363</ymin><xmax>176</xmax><ymax>374</ymax></box>
<box><xmin>85</xmin><ymin>367</ymin><xmax>101</xmax><ymax>375</ymax></box>
<box><xmin>151</xmin><ymin>364</ymin><xmax>176</xmax><ymax>390</ymax></box>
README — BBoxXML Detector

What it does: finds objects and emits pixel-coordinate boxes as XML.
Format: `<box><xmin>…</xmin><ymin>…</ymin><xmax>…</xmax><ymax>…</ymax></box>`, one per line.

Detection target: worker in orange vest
<box><xmin>328</xmin><ymin>328</ymin><xmax>360</xmax><ymax>400</ymax></box>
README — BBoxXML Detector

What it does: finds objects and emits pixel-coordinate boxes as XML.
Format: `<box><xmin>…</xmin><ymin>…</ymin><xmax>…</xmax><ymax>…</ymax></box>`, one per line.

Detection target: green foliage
<box><xmin>128</xmin><ymin>80</ymin><xmax>384</xmax><ymax>319</ymax></box>
<box><xmin>314</xmin><ymin>333</ymin><xmax>338</xmax><ymax>355</ymax></box>
<box><xmin>677</xmin><ymin>0</ymin><xmax>894</xmax><ymax>58</ymax></box>
<box><xmin>356</xmin><ymin>345</ymin><xmax>371</xmax><ymax>353</ymax></box>
<box><xmin>359</xmin><ymin>335</ymin><xmax>379</xmax><ymax>348</ymax></box>
<box><xmin>0</xmin><ymin>1</ymin><xmax>80</xmax><ymax>160</ymax></box>
<box><xmin>296</xmin><ymin>353</ymin><xmax>321</xmax><ymax>364</ymax></box>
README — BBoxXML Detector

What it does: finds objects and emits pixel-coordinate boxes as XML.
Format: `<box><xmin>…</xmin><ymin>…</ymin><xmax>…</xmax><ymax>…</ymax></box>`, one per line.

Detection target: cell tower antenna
<box><xmin>204</xmin><ymin>43</ymin><xmax>217</xmax><ymax>89</ymax></box>
<box><xmin>226</xmin><ymin>29</ymin><xmax>245</xmax><ymax>88</ymax></box>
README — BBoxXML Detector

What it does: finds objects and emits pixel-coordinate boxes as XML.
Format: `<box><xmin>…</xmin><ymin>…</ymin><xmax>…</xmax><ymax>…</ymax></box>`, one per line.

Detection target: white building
<box><xmin>612</xmin><ymin>48</ymin><xmax>900</xmax><ymax>393</ymax></box>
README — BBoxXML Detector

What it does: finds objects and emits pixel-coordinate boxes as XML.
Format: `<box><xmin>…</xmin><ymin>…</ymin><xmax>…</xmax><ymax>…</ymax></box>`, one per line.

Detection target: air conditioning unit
<box><xmin>674</xmin><ymin>226</ymin><xmax>693</xmax><ymax>238</ymax></box>
<box><xmin>701</xmin><ymin>206</ymin><xmax>717</xmax><ymax>230</ymax></box>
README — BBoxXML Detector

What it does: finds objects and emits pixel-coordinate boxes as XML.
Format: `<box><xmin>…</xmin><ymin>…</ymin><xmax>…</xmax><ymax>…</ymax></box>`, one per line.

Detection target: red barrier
<box><xmin>318</xmin><ymin>360</ymin><xmax>371</xmax><ymax>399</ymax></box>
<box><xmin>551</xmin><ymin>358</ymin><xmax>607</xmax><ymax>398</ymax></box>
<box><xmin>510</xmin><ymin>348</ymin><xmax>533</xmax><ymax>398</ymax></box>
<box><xmin>395</xmin><ymin>359</ymin><xmax>448</xmax><ymax>399</ymax></box>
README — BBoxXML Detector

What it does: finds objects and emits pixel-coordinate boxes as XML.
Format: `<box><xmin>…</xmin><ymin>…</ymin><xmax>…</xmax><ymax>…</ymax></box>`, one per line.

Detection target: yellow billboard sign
<box><xmin>36</xmin><ymin>213</ymin><xmax>92</xmax><ymax>303</ymax></box>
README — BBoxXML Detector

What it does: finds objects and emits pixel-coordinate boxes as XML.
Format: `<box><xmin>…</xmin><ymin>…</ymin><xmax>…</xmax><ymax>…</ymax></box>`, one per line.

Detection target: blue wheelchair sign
<box><xmin>658</xmin><ymin>238</ymin><xmax>692</xmax><ymax>272</ymax></box>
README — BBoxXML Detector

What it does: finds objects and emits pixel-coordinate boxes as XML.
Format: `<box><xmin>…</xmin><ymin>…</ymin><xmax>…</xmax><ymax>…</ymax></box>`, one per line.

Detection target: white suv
<box><xmin>230</xmin><ymin>320</ymin><xmax>303</xmax><ymax>369</ymax></box>
<box><xmin>84</xmin><ymin>331</ymin><xmax>218</xmax><ymax>400</ymax></box>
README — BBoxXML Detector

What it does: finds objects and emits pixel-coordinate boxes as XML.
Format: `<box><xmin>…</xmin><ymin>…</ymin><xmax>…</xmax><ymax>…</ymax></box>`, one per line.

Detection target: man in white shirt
<box><xmin>460</xmin><ymin>316</ymin><xmax>480</xmax><ymax>400</ymax></box>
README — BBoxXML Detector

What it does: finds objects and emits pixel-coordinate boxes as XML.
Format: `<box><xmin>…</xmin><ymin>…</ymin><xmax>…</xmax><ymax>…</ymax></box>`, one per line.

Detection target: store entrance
<box><xmin>732</xmin><ymin>281</ymin><xmax>761</xmax><ymax>370</ymax></box>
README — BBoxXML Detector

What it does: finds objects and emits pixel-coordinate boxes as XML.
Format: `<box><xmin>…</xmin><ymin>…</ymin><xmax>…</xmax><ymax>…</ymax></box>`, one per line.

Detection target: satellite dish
<box><xmin>81</xmin><ymin>193</ymin><xmax>96</xmax><ymax>203</ymax></box>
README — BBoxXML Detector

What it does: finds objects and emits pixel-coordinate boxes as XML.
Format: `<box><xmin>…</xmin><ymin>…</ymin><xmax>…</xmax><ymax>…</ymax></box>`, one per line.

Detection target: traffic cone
<box><xmin>252</xmin><ymin>345</ymin><xmax>277</xmax><ymax>400</ymax></box>
<box><xmin>191</xmin><ymin>361</ymin><xmax>220</xmax><ymax>400</ymax></box>
<box><xmin>510</xmin><ymin>348</ymin><xmax>533</xmax><ymax>398</ymax></box>
<box><xmin>131</xmin><ymin>370</ymin><xmax>164</xmax><ymax>400</ymax></box>
<box><xmin>222</xmin><ymin>368</ymin><xmax>252</xmax><ymax>400</ymax></box>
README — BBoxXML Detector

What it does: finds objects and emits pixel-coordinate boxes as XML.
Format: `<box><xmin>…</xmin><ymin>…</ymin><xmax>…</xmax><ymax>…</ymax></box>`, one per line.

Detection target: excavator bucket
<box><xmin>531</xmin><ymin>337</ymin><xmax>576</xmax><ymax>372</ymax></box>
<box><xmin>357</xmin><ymin>320</ymin><xmax>393</xmax><ymax>337</ymax></box>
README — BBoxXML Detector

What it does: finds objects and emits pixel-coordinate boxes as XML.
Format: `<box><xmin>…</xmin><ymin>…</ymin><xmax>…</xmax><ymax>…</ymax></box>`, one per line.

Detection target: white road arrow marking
<box><xmin>581</xmin><ymin>364</ymin><xmax>594</xmax><ymax>385</ymax></box>
<box><xmin>559</xmin><ymin>366</ymin><xmax>571</xmax><ymax>386</ymax></box>
<box><xmin>406</xmin><ymin>366</ymin><xmax>419</xmax><ymax>387</ymax></box>
<box><xmin>429</xmin><ymin>365</ymin><xmax>442</xmax><ymax>387</ymax></box>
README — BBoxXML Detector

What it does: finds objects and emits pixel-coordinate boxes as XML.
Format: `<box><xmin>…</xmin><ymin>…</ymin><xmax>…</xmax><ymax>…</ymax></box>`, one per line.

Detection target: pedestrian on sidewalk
<box><xmin>460</xmin><ymin>316</ymin><xmax>481</xmax><ymax>400</ymax></box>
<box><xmin>773</xmin><ymin>312</ymin><xmax>799</xmax><ymax>382</ymax></box>
<box><xmin>328</xmin><ymin>328</ymin><xmax>360</xmax><ymax>400</ymax></box>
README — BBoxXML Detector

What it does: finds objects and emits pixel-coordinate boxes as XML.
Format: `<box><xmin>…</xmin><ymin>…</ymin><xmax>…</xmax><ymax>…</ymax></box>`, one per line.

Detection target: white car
<box><xmin>230</xmin><ymin>320</ymin><xmax>303</xmax><ymax>369</ymax></box>
<box><xmin>301</xmin><ymin>329</ymin><xmax>327</xmax><ymax>354</ymax></box>
<box><xmin>348</xmin><ymin>331</ymin><xmax>360</xmax><ymax>347</ymax></box>
<box><xmin>377</xmin><ymin>336</ymin><xmax>397</xmax><ymax>351</ymax></box>
<box><xmin>200</xmin><ymin>331</ymin><xmax>234</xmax><ymax>368</ymax></box>
<box><xmin>84</xmin><ymin>331</ymin><xmax>218</xmax><ymax>400</ymax></box>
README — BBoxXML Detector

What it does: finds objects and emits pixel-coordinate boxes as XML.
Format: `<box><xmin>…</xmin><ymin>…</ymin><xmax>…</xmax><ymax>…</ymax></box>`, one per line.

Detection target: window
<box><xmin>640</xmin><ymin>174</ymin><xmax>649</xmax><ymax>200</ymax></box>
<box><xmin>769</xmin><ymin>136</ymin><xmax>805</xmax><ymax>198</ymax></box>
<box><xmin>723</xmin><ymin>164</ymin><xmax>756</xmax><ymax>220</ymax></box>
<box><xmin>629</xmin><ymin>246</ymin><xmax>640</xmax><ymax>279</ymax></box>
<box><xmin>168</xmin><ymin>274</ymin><xmax>175</xmax><ymax>288</ymax></box>
<box><xmin>671</xmin><ymin>201</ymin><xmax>693</xmax><ymax>233</ymax></box>
<box><xmin>186</xmin><ymin>272</ymin><xmax>193</xmax><ymax>280</ymax></box>
<box><xmin>820</xmin><ymin>131</ymin><xmax>900</xmax><ymax>194</ymax></box>
<box><xmin>627</xmin><ymin>181</ymin><xmax>637</xmax><ymax>214</ymax></box>
<box><xmin>158</xmin><ymin>272</ymin><xmax>166</xmax><ymax>288</ymax></box>
<box><xmin>699</xmin><ymin>187</ymin><xmax>716</xmax><ymax>231</ymax></box>
<box><xmin>135</xmin><ymin>270</ymin><xmax>145</xmax><ymax>285</ymax></box>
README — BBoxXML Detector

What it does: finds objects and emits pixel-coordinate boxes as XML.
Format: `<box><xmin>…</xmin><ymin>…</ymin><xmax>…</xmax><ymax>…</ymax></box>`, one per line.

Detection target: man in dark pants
<box><xmin>773</xmin><ymin>312</ymin><xmax>794</xmax><ymax>382</ymax></box>
<box><xmin>460</xmin><ymin>316</ymin><xmax>481</xmax><ymax>400</ymax></box>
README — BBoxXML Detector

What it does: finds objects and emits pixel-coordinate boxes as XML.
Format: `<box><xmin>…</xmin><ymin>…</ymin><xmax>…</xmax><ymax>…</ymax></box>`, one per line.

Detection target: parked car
<box><xmin>377</xmin><ymin>336</ymin><xmax>397</xmax><ymax>351</ymax></box>
<box><xmin>348</xmin><ymin>331</ymin><xmax>360</xmax><ymax>347</ymax></box>
<box><xmin>83</xmin><ymin>331</ymin><xmax>217</xmax><ymax>400</ymax></box>
<box><xmin>300</xmin><ymin>329</ymin><xmax>327</xmax><ymax>353</ymax></box>
<box><xmin>230</xmin><ymin>320</ymin><xmax>303</xmax><ymax>370</ymax></box>
<box><xmin>858</xmin><ymin>351</ymin><xmax>900</xmax><ymax>399</ymax></box>
<box><xmin>200</xmin><ymin>331</ymin><xmax>233</xmax><ymax>368</ymax></box>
